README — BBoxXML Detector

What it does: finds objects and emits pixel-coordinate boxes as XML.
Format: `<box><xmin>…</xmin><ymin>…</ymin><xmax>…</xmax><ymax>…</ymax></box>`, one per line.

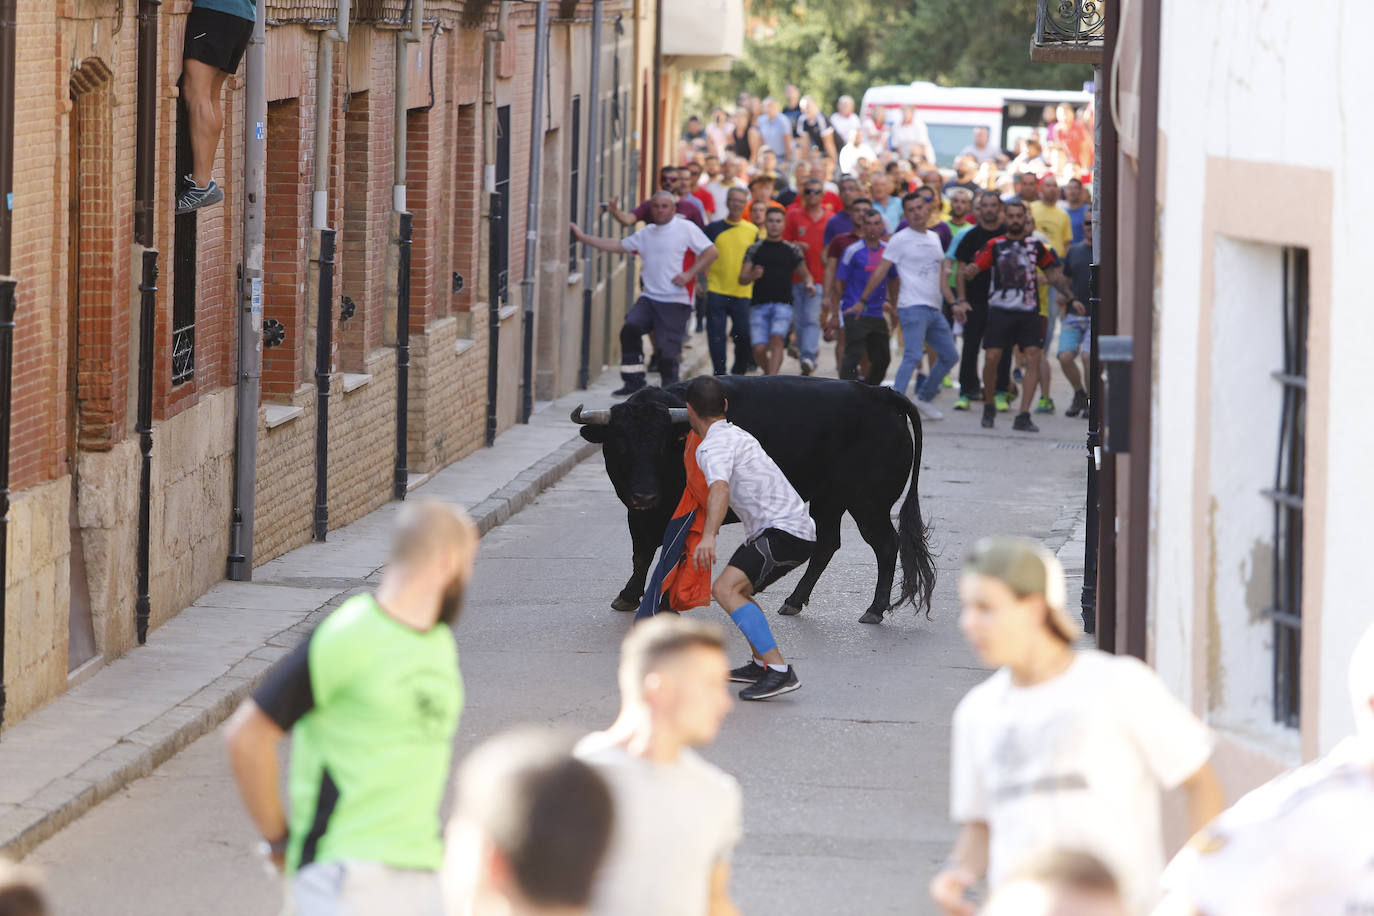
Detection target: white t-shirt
<box><xmin>882</xmin><ymin>226</ymin><xmax>947</xmax><ymax>309</ymax></box>
<box><xmin>575</xmin><ymin>734</ymin><xmax>742</xmax><ymax>916</ymax></box>
<box><xmin>621</xmin><ymin>218</ymin><xmax>713</xmax><ymax>305</ymax></box>
<box><xmin>830</xmin><ymin>111</ymin><xmax>862</xmax><ymax>144</ymax></box>
<box><xmin>705</xmin><ymin>179</ymin><xmax>732</xmax><ymax>222</ymax></box>
<box><xmin>694</xmin><ymin>421</ymin><xmax>816</xmax><ymax>543</ymax></box>
<box><xmin>892</xmin><ymin>118</ymin><xmax>931</xmax><ymax>159</ymax></box>
<box><xmin>950</xmin><ymin>650</ymin><xmax>1215</xmax><ymax>916</ymax></box>
<box><xmin>1160</xmin><ymin>737</ymin><xmax>1374</xmax><ymax>916</ymax></box>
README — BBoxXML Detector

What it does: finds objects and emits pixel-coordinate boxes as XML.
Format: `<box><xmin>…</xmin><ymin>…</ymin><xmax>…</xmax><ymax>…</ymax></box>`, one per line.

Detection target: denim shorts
<box><xmin>750</xmin><ymin>302</ymin><xmax>794</xmax><ymax>343</ymax></box>
<box><xmin>1058</xmin><ymin>317</ymin><xmax>1091</xmax><ymax>355</ymax></box>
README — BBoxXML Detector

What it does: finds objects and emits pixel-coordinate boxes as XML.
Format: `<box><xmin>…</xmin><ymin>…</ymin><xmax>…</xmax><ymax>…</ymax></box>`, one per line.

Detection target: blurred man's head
<box><xmin>1002</xmin><ymin>199</ymin><xmax>1030</xmax><ymax>236</ymax></box>
<box><xmin>959</xmin><ymin>536</ymin><xmax>1078</xmax><ymax>669</ymax></box>
<box><xmin>764</xmin><ymin>96</ymin><xmax>780</xmax><ymax>117</ymax></box>
<box><xmin>1039</xmin><ymin>174</ymin><xmax>1061</xmax><ymax>205</ymax></box>
<box><xmin>947</xmin><ymin>187</ymin><xmax>972</xmax><ymax>220</ymax></box>
<box><xmin>861</xmin><ymin>209</ymin><xmax>885</xmax><ymax>243</ymax></box>
<box><xmin>838</xmin><ymin>175</ymin><xmax>860</xmax><ymax>207</ymax></box>
<box><xmin>1057</xmin><ymin>103</ymin><xmax>1077</xmax><ymax>125</ymax></box>
<box><xmin>1017</xmin><ymin>171</ymin><xmax>1040</xmax><ymax>201</ymax></box>
<box><xmin>791</xmin><ymin>160</ymin><xmax>812</xmax><ymax>184</ymax></box>
<box><xmin>973</xmin><ymin>126</ymin><xmax>990</xmax><ymax>147</ymax></box>
<box><xmin>847</xmin><ymin>195</ymin><xmax>872</xmax><ymax>220</ymax></box>
<box><xmin>617</xmin><ymin>616</ymin><xmax>733</xmax><ymax>748</ymax></box>
<box><xmin>443</xmin><ymin>729</ymin><xmax>613</xmax><ymax>915</ymax></box>
<box><xmin>0</xmin><ymin>859</ymin><xmax>46</xmax><ymax>916</ymax></box>
<box><xmin>975</xmin><ymin>189</ymin><xmax>1003</xmax><ymax>227</ymax></box>
<box><xmin>749</xmin><ymin>173</ymin><xmax>775</xmax><ymax>203</ymax></box>
<box><xmin>684</xmin><ymin>163</ymin><xmax>702</xmax><ymax>186</ymax></box>
<box><xmin>870</xmin><ymin>172</ymin><xmax>891</xmax><ymax>200</ymax></box>
<box><xmin>725</xmin><ymin>187</ymin><xmax>748</xmax><ymax>222</ymax></box>
<box><xmin>648</xmin><ymin>191</ymin><xmax>676</xmax><ymax>226</ymax></box>
<box><xmin>1065</xmin><ymin>176</ymin><xmax>1084</xmax><ymax>205</ymax></box>
<box><xmin>764</xmin><ymin>205</ymin><xmax>786</xmax><ymax>240</ymax></box>
<box><xmin>901</xmin><ymin>191</ymin><xmax>930</xmax><ymax>231</ymax></box>
<box><xmin>955</xmin><ymin>153</ymin><xmax>977</xmax><ymax>178</ymax></box>
<box><xmin>982</xmin><ymin>850</ymin><xmax>1125</xmax><ymax>916</ymax></box>
<box><xmin>386</xmin><ymin>501</ymin><xmax>479</xmax><ymax>628</ymax></box>
<box><xmin>836</xmin><ymin>95</ymin><xmax>855</xmax><ymax>115</ymax></box>
<box><xmin>703</xmin><ymin>154</ymin><xmax>720</xmax><ymax>178</ymax></box>
<box><xmin>658</xmin><ymin>166</ymin><xmax>678</xmax><ymax>194</ymax></box>
<box><xmin>749</xmin><ymin>200</ymin><xmax>768</xmax><ymax>225</ymax></box>
<box><xmin>784</xmin><ymin>84</ymin><xmax>800</xmax><ymax>107</ymax></box>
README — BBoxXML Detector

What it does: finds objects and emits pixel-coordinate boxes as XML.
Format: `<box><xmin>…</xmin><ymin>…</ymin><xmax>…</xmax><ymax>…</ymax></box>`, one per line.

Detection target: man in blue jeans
<box><xmin>858</xmin><ymin>193</ymin><xmax>958</xmax><ymax>420</ymax></box>
<box><xmin>742</xmin><ymin>206</ymin><xmax>815</xmax><ymax>375</ymax></box>
<box><xmin>703</xmin><ymin>187</ymin><xmax>759</xmax><ymax>375</ymax></box>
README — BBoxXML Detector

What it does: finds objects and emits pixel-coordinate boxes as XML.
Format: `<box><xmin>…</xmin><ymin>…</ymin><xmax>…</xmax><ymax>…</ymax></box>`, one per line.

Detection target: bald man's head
<box><xmin>387</xmin><ymin>501</ymin><xmax>479</xmax><ymax>626</ymax></box>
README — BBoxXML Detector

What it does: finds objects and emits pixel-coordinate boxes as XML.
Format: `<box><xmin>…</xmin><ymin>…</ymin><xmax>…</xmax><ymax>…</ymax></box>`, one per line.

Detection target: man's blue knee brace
<box><xmin>728</xmin><ymin>601</ymin><xmax>777</xmax><ymax>656</ymax></box>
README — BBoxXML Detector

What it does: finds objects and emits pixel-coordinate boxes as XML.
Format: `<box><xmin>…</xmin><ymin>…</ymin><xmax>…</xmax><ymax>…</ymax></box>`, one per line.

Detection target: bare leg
<box><xmin>1020</xmin><ymin>347</ymin><xmax>1042</xmax><ymax>413</ymax></box>
<box><xmin>1040</xmin><ymin>349</ymin><xmax>1053</xmax><ymax>399</ymax></box>
<box><xmin>768</xmin><ymin>334</ymin><xmax>784</xmax><ymax>374</ymax></box>
<box><xmin>983</xmin><ymin>346</ymin><xmax>1003</xmax><ymax>404</ymax></box>
<box><xmin>752</xmin><ymin>344</ymin><xmax>770</xmax><ymax>375</ymax></box>
<box><xmin>182</xmin><ymin>58</ymin><xmax>229</xmax><ymax>188</ymax></box>
<box><xmin>1059</xmin><ymin>349</ymin><xmax>1085</xmax><ymax>391</ymax></box>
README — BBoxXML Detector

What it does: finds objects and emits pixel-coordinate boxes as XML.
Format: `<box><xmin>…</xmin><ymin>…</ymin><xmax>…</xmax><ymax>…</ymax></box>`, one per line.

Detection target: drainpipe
<box><xmin>392</xmin><ymin>0</ymin><xmax>419</xmax><ymax>498</ymax></box>
<box><xmin>576</xmin><ymin>0</ymin><xmax>603</xmax><ymax>390</ymax></box>
<box><xmin>650</xmin><ymin>0</ymin><xmax>661</xmax><ymax>184</ymax></box>
<box><xmin>134</xmin><ymin>0</ymin><xmax>160</xmax><ymax>246</ymax></box>
<box><xmin>483</xmin><ymin>0</ymin><xmax>508</xmax><ymax>445</ymax></box>
<box><xmin>134</xmin><ymin>252</ymin><xmax>157</xmax><ymax>642</ymax></box>
<box><xmin>0</xmin><ymin>0</ymin><xmax>16</xmax><ymax>730</ymax></box>
<box><xmin>518</xmin><ymin>1</ymin><xmax>548</xmax><ymax>424</ymax></box>
<box><xmin>227</xmin><ymin>3</ymin><xmax>266</xmax><ymax>580</ymax></box>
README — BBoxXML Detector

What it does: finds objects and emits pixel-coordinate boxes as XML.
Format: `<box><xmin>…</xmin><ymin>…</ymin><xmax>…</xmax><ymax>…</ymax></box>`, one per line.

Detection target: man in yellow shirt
<box><xmin>1029</xmin><ymin>175</ymin><xmax>1073</xmax><ymax>413</ymax></box>
<box><xmin>704</xmin><ymin>187</ymin><xmax>762</xmax><ymax>375</ymax></box>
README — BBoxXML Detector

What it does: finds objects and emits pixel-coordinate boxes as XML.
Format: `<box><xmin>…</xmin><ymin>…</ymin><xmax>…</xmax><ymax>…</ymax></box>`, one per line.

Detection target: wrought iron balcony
<box><xmin>1031</xmin><ymin>0</ymin><xmax>1105</xmax><ymax>65</ymax></box>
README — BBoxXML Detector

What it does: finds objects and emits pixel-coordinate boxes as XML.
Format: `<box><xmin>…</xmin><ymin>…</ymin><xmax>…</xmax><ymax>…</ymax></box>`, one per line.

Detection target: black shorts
<box><xmin>727</xmin><ymin>528</ymin><xmax>813</xmax><ymax>593</ymax></box>
<box><xmin>983</xmin><ymin>307</ymin><xmax>1045</xmax><ymax>352</ymax></box>
<box><xmin>184</xmin><ymin>6</ymin><xmax>254</xmax><ymax>75</ymax></box>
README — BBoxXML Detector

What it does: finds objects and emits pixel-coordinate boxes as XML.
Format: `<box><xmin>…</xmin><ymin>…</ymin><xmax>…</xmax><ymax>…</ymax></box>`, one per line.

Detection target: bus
<box><xmin>858</xmin><ymin>81</ymin><xmax>1094</xmax><ymax>168</ymax></box>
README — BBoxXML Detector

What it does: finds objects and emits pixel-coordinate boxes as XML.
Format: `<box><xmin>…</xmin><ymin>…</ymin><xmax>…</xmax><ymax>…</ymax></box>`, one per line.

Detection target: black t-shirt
<box><xmin>774</xmin><ymin>187</ymin><xmax>798</xmax><ymax>208</ymax></box>
<box><xmin>744</xmin><ymin>239</ymin><xmax>806</xmax><ymax>305</ymax></box>
<box><xmin>1063</xmin><ymin>241</ymin><xmax>1093</xmax><ymax>306</ymax></box>
<box><xmin>954</xmin><ymin>223</ymin><xmax>1006</xmax><ymax>306</ymax></box>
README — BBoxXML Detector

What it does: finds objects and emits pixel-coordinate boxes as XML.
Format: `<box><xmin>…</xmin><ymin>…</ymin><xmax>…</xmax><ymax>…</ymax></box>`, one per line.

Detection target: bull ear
<box><xmin>579</xmin><ymin>426</ymin><xmax>610</xmax><ymax>444</ymax></box>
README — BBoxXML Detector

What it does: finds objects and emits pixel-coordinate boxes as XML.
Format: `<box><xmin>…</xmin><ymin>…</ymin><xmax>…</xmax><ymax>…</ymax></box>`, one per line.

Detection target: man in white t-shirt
<box><xmin>930</xmin><ymin>537</ymin><xmax>1223</xmax><ymax>916</ymax></box>
<box><xmin>858</xmin><ymin>192</ymin><xmax>960</xmax><ymax>420</ymax></box>
<box><xmin>572</xmin><ymin>193</ymin><xmax>717</xmax><ymax>396</ymax></box>
<box><xmin>687</xmin><ymin>375</ymin><xmax>815</xmax><ymax>701</ymax></box>
<box><xmin>1153</xmin><ymin>622</ymin><xmax>1374</xmax><ymax>916</ymax></box>
<box><xmin>575</xmin><ymin>616</ymin><xmax>742</xmax><ymax>916</ymax></box>
<box><xmin>829</xmin><ymin>95</ymin><xmax>861</xmax><ymax>146</ymax></box>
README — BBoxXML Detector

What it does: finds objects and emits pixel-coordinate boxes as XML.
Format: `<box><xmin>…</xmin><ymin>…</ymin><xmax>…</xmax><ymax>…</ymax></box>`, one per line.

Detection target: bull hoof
<box><xmin>858</xmin><ymin>610</ymin><xmax>885</xmax><ymax>625</ymax></box>
<box><xmin>611</xmin><ymin>595</ymin><xmax>638</xmax><ymax>613</ymax></box>
<box><xmin>778</xmin><ymin>602</ymin><xmax>804</xmax><ymax>616</ymax></box>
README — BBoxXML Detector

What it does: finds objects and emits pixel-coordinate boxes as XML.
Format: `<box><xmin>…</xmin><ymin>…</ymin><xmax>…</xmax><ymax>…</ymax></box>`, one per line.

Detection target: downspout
<box><xmin>1124</xmin><ymin>0</ymin><xmax>1161</xmax><ymax>661</ymax></box>
<box><xmin>392</xmin><ymin>0</ymin><xmax>420</xmax><ymax>499</ymax></box>
<box><xmin>227</xmin><ymin>2</ymin><xmax>266</xmax><ymax>580</ymax></box>
<box><xmin>483</xmin><ymin>0</ymin><xmax>508</xmax><ymax>444</ymax></box>
<box><xmin>650</xmin><ymin>0</ymin><xmax>661</xmax><ymax>183</ymax></box>
<box><xmin>518</xmin><ymin>1</ymin><xmax>548</xmax><ymax>424</ymax></box>
<box><xmin>0</xmin><ymin>0</ymin><xmax>18</xmax><ymax>728</ymax></box>
<box><xmin>134</xmin><ymin>252</ymin><xmax>156</xmax><ymax>642</ymax></box>
<box><xmin>310</xmin><ymin>1</ymin><xmax>345</xmax><ymax>540</ymax></box>
<box><xmin>133</xmin><ymin>0</ymin><xmax>160</xmax><ymax>246</ymax></box>
<box><xmin>576</xmin><ymin>0</ymin><xmax>603</xmax><ymax>390</ymax></box>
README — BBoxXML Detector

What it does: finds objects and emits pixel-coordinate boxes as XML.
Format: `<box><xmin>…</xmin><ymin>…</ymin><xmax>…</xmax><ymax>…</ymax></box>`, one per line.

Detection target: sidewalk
<box><xmin>0</xmin><ymin>333</ymin><xmax>711</xmax><ymax>858</ymax></box>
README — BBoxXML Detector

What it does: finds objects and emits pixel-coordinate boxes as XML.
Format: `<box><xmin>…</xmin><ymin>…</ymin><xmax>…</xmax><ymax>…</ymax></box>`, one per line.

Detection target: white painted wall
<box><xmin>1153</xmin><ymin>0</ymin><xmax>1374</xmax><ymax>759</ymax></box>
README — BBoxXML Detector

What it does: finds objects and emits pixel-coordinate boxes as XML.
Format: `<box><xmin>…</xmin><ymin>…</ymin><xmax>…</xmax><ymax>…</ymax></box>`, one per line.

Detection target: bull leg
<box><xmin>852</xmin><ymin>506</ymin><xmax>899</xmax><ymax>624</ymax></box>
<box><xmin>614</xmin><ymin>506</ymin><xmax>670</xmax><ymax>612</ymax></box>
<box><xmin>778</xmin><ymin>512</ymin><xmax>841</xmax><ymax>616</ymax></box>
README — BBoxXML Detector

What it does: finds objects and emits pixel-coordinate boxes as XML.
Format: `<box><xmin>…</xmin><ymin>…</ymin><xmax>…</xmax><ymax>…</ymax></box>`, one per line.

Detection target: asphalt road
<box><xmin>28</xmin><ymin>378</ymin><xmax>1088</xmax><ymax>915</ymax></box>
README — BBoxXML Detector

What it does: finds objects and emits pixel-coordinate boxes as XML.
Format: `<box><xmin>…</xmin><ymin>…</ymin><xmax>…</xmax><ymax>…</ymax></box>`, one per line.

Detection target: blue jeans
<box><xmin>893</xmin><ymin>305</ymin><xmax>959</xmax><ymax>401</ymax></box>
<box><xmin>792</xmin><ymin>282</ymin><xmax>823</xmax><ymax>363</ymax></box>
<box><xmin>706</xmin><ymin>293</ymin><xmax>753</xmax><ymax>375</ymax></box>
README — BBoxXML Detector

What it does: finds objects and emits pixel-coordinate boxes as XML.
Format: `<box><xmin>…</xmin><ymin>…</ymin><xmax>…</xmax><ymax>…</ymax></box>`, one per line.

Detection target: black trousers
<box><xmin>959</xmin><ymin>300</ymin><xmax>1012</xmax><ymax>396</ymax></box>
<box><xmin>840</xmin><ymin>316</ymin><xmax>891</xmax><ymax>385</ymax></box>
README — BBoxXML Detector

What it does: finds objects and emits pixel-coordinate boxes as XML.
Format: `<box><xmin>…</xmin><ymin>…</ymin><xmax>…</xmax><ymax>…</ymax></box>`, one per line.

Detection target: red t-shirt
<box><xmin>783</xmin><ymin>205</ymin><xmax>833</xmax><ymax>281</ymax></box>
<box><xmin>822</xmin><ymin>190</ymin><xmax>843</xmax><ymax>213</ymax></box>
<box><xmin>691</xmin><ymin>187</ymin><xmax>716</xmax><ymax>219</ymax></box>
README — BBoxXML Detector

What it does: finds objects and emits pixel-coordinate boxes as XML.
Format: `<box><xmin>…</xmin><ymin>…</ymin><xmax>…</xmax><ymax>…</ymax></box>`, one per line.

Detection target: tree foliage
<box><xmin>689</xmin><ymin>0</ymin><xmax>1091</xmax><ymax>113</ymax></box>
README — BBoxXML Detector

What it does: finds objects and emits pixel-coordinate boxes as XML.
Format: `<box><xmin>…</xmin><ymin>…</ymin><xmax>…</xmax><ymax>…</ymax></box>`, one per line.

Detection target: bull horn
<box><xmin>667</xmin><ymin>408</ymin><xmax>690</xmax><ymax>424</ymax></box>
<box><xmin>571</xmin><ymin>405</ymin><xmax>611</xmax><ymax>425</ymax></box>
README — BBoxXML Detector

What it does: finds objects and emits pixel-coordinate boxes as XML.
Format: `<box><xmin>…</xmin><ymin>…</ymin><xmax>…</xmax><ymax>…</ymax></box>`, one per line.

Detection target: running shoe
<box><xmin>942</xmin><ymin>375</ymin><xmax>954</xmax><ymax>388</ymax></box>
<box><xmin>739</xmin><ymin>665</ymin><xmax>801</xmax><ymax>700</ymax></box>
<box><xmin>1034</xmin><ymin>396</ymin><xmax>1055</xmax><ymax>414</ymax></box>
<box><xmin>1066</xmin><ymin>390</ymin><xmax>1088</xmax><ymax>418</ymax></box>
<box><xmin>914</xmin><ymin>398</ymin><xmax>943</xmax><ymax>421</ymax></box>
<box><xmin>800</xmin><ymin>358</ymin><xmax>816</xmax><ymax>376</ymax></box>
<box><xmin>1013</xmin><ymin>367</ymin><xmax>1024</xmax><ymax>383</ymax></box>
<box><xmin>729</xmin><ymin>660</ymin><xmax>767</xmax><ymax>684</ymax></box>
<box><xmin>953</xmin><ymin>396</ymin><xmax>970</xmax><ymax>411</ymax></box>
<box><xmin>982</xmin><ymin>404</ymin><xmax>996</xmax><ymax>428</ymax></box>
<box><xmin>1013</xmin><ymin>412</ymin><xmax>1040</xmax><ymax>433</ymax></box>
<box><xmin>176</xmin><ymin>175</ymin><xmax>223</xmax><ymax>214</ymax></box>
<box><xmin>994</xmin><ymin>393</ymin><xmax>1010</xmax><ymax>412</ymax></box>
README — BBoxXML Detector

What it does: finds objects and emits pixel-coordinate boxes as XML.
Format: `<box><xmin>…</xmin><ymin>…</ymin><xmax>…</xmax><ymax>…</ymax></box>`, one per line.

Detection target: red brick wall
<box><xmin>262</xmin><ymin>97</ymin><xmax>308</xmax><ymax>399</ymax></box>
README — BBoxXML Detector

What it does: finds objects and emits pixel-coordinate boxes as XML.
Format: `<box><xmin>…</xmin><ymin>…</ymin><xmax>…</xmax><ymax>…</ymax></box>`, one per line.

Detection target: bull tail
<box><xmin>893</xmin><ymin>393</ymin><xmax>937</xmax><ymax>616</ymax></box>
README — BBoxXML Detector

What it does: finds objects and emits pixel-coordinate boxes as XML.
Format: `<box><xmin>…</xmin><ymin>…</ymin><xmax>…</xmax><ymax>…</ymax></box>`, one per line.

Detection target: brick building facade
<box><xmin>0</xmin><ymin>0</ymin><xmax>641</xmax><ymax>728</ymax></box>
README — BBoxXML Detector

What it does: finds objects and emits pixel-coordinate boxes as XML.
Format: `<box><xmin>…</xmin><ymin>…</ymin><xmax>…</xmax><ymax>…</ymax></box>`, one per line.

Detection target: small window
<box><xmin>1262</xmin><ymin>247</ymin><xmax>1308</xmax><ymax>728</ymax></box>
<box><xmin>172</xmin><ymin>92</ymin><xmax>197</xmax><ymax>385</ymax></box>
<box><xmin>569</xmin><ymin>96</ymin><xmax>581</xmax><ymax>265</ymax></box>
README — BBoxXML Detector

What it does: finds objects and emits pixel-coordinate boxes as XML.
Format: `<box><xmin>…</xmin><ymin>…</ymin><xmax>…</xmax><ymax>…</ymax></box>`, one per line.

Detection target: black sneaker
<box><xmin>1012</xmin><ymin>412</ymin><xmax>1040</xmax><ymax>433</ymax></box>
<box><xmin>739</xmin><ymin>665</ymin><xmax>801</xmax><ymax>700</ymax></box>
<box><xmin>1066</xmin><ymin>389</ymin><xmax>1088</xmax><ymax>418</ymax></box>
<box><xmin>647</xmin><ymin>353</ymin><xmax>662</xmax><ymax>373</ymax></box>
<box><xmin>612</xmin><ymin>381</ymin><xmax>645</xmax><ymax>397</ymax></box>
<box><xmin>981</xmin><ymin>404</ymin><xmax>996</xmax><ymax>429</ymax></box>
<box><xmin>729</xmin><ymin>660</ymin><xmax>767</xmax><ymax>683</ymax></box>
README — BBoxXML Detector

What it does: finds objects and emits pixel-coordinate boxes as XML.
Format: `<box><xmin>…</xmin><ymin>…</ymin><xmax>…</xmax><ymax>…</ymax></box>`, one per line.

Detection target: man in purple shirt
<box><xmin>606</xmin><ymin>166</ymin><xmax>706</xmax><ymax>229</ymax></box>
<box><xmin>835</xmin><ymin>210</ymin><xmax>893</xmax><ymax>385</ymax></box>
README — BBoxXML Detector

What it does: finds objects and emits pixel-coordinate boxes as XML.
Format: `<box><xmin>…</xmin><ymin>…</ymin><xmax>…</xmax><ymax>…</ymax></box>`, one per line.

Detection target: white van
<box><xmin>859</xmin><ymin>81</ymin><xmax>1093</xmax><ymax>168</ymax></box>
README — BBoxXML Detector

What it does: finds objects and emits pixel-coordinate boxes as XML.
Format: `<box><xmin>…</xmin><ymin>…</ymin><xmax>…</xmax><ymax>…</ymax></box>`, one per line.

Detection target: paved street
<box><xmin>27</xmin><ymin>367</ymin><xmax>1088</xmax><ymax>915</ymax></box>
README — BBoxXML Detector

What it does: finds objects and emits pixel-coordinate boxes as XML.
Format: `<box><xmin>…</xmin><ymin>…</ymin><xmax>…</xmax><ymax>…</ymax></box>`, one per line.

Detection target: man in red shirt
<box><xmin>683</xmin><ymin>162</ymin><xmax>716</xmax><ymax>223</ymax></box>
<box><xmin>782</xmin><ymin>178</ymin><xmax>833</xmax><ymax>375</ymax></box>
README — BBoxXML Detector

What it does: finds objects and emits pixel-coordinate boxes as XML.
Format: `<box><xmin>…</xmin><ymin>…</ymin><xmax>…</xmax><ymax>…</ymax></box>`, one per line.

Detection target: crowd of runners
<box><xmin>629</xmin><ymin>88</ymin><xmax>1098</xmax><ymax>434</ymax></box>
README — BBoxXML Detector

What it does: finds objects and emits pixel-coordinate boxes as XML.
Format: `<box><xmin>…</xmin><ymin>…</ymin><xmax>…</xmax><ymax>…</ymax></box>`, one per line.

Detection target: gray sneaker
<box><xmin>177</xmin><ymin>175</ymin><xmax>223</xmax><ymax>214</ymax></box>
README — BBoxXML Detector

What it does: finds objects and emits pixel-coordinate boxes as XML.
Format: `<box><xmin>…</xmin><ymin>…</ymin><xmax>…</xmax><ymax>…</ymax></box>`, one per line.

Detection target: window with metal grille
<box><xmin>171</xmin><ymin>91</ymin><xmax>196</xmax><ymax>385</ymax></box>
<box><xmin>491</xmin><ymin>105</ymin><xmax>511</xmax><ymax>306</ymax></box>
<box><xmin>569</xmin><ymin>96</ymin><xmax>580</xmax><ymax>265</ymax></box>
<box><xmin>1262</xmin><ymin>246</ymin><xmax>1308</xmax><ymax>728</ymax></box>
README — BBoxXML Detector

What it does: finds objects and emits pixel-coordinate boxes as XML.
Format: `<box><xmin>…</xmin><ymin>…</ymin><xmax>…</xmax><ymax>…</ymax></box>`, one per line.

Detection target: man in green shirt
<box><xmin>225</xmin><ymin>500</ymin><xmax>476</xmax><ymax>915</ymax></box>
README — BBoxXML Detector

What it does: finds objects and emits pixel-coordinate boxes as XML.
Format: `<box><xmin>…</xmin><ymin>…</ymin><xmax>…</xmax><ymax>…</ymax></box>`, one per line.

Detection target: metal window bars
<box><xmin>1260</xmin><ymin>247</ymin><xmax>1308</xmax><ymax>728</ymax></box>
<box><xmin>1032</xmin><ymin>0</ymin><xmax>1106</xmax><ymax>63</ymax></box>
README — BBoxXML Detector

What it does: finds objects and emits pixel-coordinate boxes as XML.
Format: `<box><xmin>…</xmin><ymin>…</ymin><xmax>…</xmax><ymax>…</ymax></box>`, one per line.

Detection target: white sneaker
<box><xmin>800</xmin><ymin>358</ymin><xmax>816</xmax><ymax>376</ymax></box>
<box><xmin>914</xmin><ymin>398</ymin><xmax>943</xmax><ymax>421</ymax></box>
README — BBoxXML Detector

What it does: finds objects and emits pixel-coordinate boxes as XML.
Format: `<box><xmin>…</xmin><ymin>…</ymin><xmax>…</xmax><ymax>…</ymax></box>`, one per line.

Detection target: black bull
<box><xmin>572</xmin><ymin>375</ymin><xmax>937</xmax><ymax>624</ymax></box>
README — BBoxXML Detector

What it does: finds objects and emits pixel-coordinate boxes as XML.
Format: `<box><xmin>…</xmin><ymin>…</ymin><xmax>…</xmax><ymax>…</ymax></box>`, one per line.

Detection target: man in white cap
<box><xmin>929</xmin><ymin>536</ymin><xmax>1223</xmax><ymax>916</ymax></box>
<box><xmin>1152</xmin><ymin>621</ymin><xmax>1374</xmax><ymax>916</ymax></box>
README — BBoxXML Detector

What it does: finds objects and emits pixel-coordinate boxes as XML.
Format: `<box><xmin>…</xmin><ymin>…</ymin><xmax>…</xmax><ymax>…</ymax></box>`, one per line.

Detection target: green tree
<box><xmin>690</xmin><ymin>0</ymin><xmax>1090</xmax><ymax>114</ymax></box>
